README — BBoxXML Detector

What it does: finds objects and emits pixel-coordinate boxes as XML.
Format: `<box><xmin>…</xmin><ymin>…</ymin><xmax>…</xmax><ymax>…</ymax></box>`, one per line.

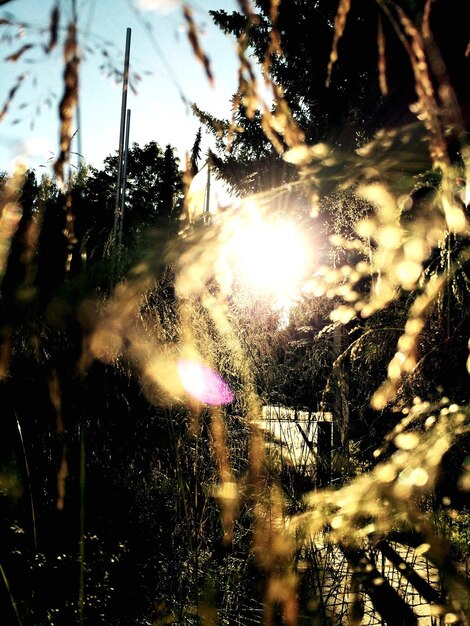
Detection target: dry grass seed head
<box><xmin>182</xmin><ymin>4</ymin><xmax>214</xmax><ymax>86</ymax></box>
<box><xmin>54</xmin><ymin>22</ymin><xmax>79</xmax><ymax>186</ymax></box>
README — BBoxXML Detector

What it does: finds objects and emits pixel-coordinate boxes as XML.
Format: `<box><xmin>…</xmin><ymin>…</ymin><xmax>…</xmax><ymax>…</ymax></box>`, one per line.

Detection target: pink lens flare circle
<box><xmin>177</xmin><ymin>359</ymin><xmax>235</xmax><ymax>406</ymax></box>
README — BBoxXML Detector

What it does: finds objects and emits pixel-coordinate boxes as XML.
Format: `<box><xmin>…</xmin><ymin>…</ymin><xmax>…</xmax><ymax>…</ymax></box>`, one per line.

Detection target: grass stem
<box><xmin>0</xmin><ymin>562</ymin><xmax>23</xmax><ymax>626</ymax></box>
<box><xmin>14</xmin><ymin>412</ymin><xmax>37</xmax><ymax>552</ymax></box>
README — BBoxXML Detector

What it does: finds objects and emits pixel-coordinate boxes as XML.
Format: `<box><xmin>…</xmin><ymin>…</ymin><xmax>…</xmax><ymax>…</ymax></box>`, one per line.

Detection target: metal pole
<box><xmin>113</xmin><ymin>28</ymin><xmax>131</xmax><ymax>248</ymax></box>
<box><xmin>203</xmin><ymin>161</ymin><xmax>211</xmax><ymax>223</ymax></box>
<box><xmin>118</xmin><ymin>108</ymin><xmax>131</xmax><ymax>249</ymax></box>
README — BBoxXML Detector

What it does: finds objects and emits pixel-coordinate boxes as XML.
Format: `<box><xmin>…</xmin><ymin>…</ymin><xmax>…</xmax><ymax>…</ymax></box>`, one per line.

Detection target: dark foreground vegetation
<box><xmin>0</xmin><ymin>1</ymin><xmax>469</xmax><ymax>624</ymax></box>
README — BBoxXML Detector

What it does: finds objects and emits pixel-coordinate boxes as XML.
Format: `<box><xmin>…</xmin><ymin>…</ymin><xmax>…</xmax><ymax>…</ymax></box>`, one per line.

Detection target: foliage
<box><xmin>81</xmin><ymin>141</ymin><xmax>183</xmax><ymax>259</ymax></box>
<box><xmin>0</xmin><ymin>1</ymin><xmax>470</xmax><ymax>625</ymax></box>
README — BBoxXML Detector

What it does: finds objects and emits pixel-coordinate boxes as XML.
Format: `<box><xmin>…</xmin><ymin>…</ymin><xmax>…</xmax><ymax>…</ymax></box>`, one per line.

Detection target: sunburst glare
<box><xmin>222</xmin><ymin>202</ymin><xmax>313</xmax><ymax>313</ymax></box>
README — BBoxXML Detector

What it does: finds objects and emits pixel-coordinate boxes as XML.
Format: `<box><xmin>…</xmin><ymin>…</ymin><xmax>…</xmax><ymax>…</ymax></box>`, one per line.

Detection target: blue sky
<box><xmin>0</xmin><ymin>0</ymin><xmax>243</xmax><ymax>174</ymax></box>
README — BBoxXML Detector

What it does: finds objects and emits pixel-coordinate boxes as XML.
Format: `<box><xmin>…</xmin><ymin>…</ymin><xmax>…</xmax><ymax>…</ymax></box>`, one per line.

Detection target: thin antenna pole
<box><xmin>203</xmin><ymin>161</ymin><xmax>211</xmax><ymax>223</ymax></box>
<box><xmin>113</xmin><ymin>28</ymin><xmax>131</xmax><ymax>248</ymax></box>
<box><xmin>118</xmin><ymin>108</ymin><xmax>131</xmax><ymax>249</ymax></box>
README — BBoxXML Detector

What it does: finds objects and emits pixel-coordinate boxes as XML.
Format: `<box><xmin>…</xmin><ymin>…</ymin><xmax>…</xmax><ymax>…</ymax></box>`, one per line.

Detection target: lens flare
<box><xmin>177</xmin><ymin>359</ymin><xmax>234</xmax><ymax>406</ymax></box>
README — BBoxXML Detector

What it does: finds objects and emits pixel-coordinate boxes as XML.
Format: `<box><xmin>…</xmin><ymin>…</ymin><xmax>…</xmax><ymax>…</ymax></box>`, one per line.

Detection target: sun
<box><xmin>224</xmin><ymin>203</ymin><xmax>313</xmax><ymax>304</ymax></box>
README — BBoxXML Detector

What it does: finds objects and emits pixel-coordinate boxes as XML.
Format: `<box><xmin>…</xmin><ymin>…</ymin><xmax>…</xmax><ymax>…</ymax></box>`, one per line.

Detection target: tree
<box><xmin>68</xmin><ymin>141</ymin><xmax>183</xmax><ymax>267</ymax></box>
<box><xmin>201</xmin><ymin>2</ymin><xmax>469</xmax><ymax>374</ymax></box>
<box><xmin>189</xmin><ymin>127</ymin><xmax>203</xmax><ymax>177</ymax></box>
<box><xmin>199</xmin><ymin>0</ymin><xmax>469</xmax><ymax>196</ymax></box>
<box><xmin>211</xmin><ymin>0</ymin><xmax>468</xmax><ymax>147</ymax></box>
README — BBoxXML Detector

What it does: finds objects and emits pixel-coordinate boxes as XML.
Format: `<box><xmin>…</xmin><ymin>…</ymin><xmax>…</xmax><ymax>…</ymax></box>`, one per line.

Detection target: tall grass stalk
<box><xmin>0</xmin><ymin>562</ymin><xmax>22</xmax><ymax>626</ymax></box>
<box><xmin>78</xmin><ymin>420</ymin><xmax>86</xmax><ymax>625</ymax></box>
<box><xmin>14</xmin><ymin>412</ymin><xmax>37</xmax><ymax>552</ymax></box>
